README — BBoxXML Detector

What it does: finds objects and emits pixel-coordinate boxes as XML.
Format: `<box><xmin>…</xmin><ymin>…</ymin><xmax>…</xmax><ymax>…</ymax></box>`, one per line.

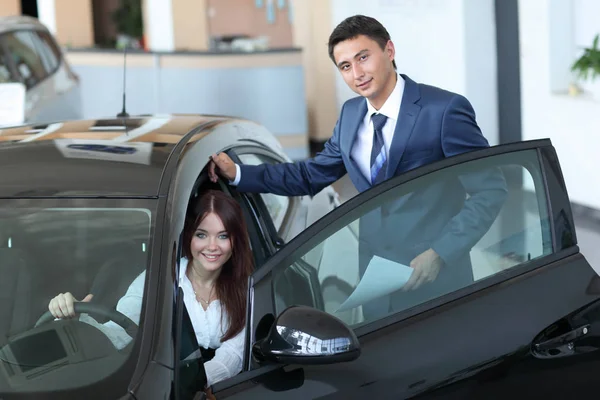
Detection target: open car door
<box><xmin>204</xmin><ymin>139</ymin><xmax>600</xmax><ymax>399</ymax></box>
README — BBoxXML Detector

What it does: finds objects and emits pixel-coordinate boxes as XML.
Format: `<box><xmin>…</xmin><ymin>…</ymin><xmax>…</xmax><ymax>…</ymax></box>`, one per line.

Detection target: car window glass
<box><xmin>272</xmin><ymin>150</ymin><xmax>553</xmax><ymax>329</ymax></box>
<box><xmin>0</xmin><ymin>200</ymin><xmax>155</xmax><ymax>393</ymax></box>
<box><xmin>0</xmin><ymin>46</ymin><xmax>15</xmax><ymax>83</ymax></box>
<box><xmin>237</xmin><ymin>153</ymin><xmax>290</xmax><ymax>231</ymax></box>
<box><xmin>4</xmin><ymin>30</ymin><xmax>47</xmax><ymax>88</ymax></box>
<box><xmin>32</xmin><ymin>31</ymin><xmax>59</xmax><ymax>73</ymax></box>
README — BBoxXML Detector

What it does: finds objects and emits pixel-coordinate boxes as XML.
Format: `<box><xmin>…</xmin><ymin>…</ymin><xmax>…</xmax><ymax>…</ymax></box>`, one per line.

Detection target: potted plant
<box><xmin>571</xmin><ymin>33</ymin><xmax>600</xmax><ymax>100</ymax></box>
<box><xmin>112</xmin><ymin>0</ymin><xmax>144</xmax><ymax>49</ymax></box>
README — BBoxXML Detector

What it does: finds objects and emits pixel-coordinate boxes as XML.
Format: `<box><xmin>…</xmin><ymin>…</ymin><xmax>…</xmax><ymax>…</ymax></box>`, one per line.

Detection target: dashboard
<box><xmin>0</xmin><ymin>319</ymin><xmax>127</xmax><ymax>392</ymax></box>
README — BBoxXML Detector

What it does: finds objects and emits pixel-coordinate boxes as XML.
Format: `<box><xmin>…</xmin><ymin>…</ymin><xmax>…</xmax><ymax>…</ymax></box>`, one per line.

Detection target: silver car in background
<box><xmin>0</xmin><ymin>16</ymin><xmax>81</xmax><ymax>123</ymax></box>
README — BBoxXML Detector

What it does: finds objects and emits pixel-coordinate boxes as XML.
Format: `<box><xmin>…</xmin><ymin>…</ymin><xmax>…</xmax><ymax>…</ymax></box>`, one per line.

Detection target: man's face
<box><xmin>333</xmin><ymin>34</ymin><xmax>396</xmax><ymax>108</ymax></box>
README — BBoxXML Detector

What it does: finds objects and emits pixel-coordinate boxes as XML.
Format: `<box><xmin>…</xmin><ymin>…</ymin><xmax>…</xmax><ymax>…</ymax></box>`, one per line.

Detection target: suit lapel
<box><xmin>385</xmin><ymin>74</ymin><xmax>422</xmax><ymax>179</ymax></box>
<box><xmin>343</xmin><ymin>100</ymin><xmax>369</xmax><ymax>189</ymax></box>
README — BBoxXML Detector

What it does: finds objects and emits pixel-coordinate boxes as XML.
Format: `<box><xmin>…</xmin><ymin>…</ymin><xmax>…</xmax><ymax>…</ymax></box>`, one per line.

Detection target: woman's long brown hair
<box><xmin>182</xmin><ymin>190</ymin><xmax>254</xmax><ymax>341</ymax></box>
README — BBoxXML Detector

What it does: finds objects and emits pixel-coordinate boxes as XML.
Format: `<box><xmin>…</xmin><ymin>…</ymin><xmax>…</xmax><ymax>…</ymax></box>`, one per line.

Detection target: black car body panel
<box><xmin>0</xmin><ymin>116</ymin><xmax>224</xmax><ymax>197</ymax></box>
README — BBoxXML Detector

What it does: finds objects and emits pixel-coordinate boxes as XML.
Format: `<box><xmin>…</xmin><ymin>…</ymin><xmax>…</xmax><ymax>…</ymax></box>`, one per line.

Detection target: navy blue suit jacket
<box><xmin>238</xmin><ymin>75</ymin><xmax>507</xmax><ymax>271</ymax></box>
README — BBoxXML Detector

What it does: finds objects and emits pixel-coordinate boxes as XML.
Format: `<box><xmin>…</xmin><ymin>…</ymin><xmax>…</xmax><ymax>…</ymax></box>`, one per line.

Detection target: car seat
<box><xmin>0</xmin><ymin>249</ymin><xmax>32</xmax><ymax>342</ymax></box>
<box><xmin>88</xmin><ymin>241</ymin><xmax>148</xmax><ymax>323</ymax></box>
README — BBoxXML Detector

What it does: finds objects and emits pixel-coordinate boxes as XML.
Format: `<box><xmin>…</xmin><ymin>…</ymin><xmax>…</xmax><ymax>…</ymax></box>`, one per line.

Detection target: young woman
<box><xmin>48</xmin><ymin>190</ymin><xmax>254</xmax><ymax>386</ymax></box>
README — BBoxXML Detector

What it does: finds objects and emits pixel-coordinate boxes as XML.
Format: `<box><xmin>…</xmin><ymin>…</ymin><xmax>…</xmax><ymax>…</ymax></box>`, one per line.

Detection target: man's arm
<box><xmin>430</xmin><ymin>94</ymin><xmax>508</xmax><ymax>265</ymax></box>
<box><xmin>210</xmin><ymin>104</ymin><xmax>349</xmax><ymax>197</ymax></box>
<box><xmin>236</xmin><ymin>120</ymin><xmax>347</xmax><ymax>196</ymax></box>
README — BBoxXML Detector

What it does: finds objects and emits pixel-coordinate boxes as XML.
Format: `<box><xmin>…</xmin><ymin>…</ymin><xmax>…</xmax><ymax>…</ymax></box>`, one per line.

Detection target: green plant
<box><xmin>571</xmin><ymin>34</ymin><xmax>600</xmax><ymax>82</ymax></box>
<box><xmin>112</xmin><ymin>0</ymin><xmax>144</xmax><ymax>39</ymax></box>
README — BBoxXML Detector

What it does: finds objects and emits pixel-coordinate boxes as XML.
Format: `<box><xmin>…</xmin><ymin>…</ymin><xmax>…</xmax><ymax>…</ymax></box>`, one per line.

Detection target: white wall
<box><xmin>143</xmin><ymin>0</ymin><xmax>175</xmax><ymax>52</ymax></box>
<box><xmin>36</xmin><ymin>0</ymin><xmax>57</xmax><ymax>34</ymax></box>
<box><xmin>330</xmin><ymin>0</ymin><xmax>499</xmax><ymax>145</ymax></box>
<box><xmin>573</xmin><ymin>0</ymin><xmax>600</xmax><ymax>49</ymax></box>
<box><xmin>519</xmin><ymin>0</ymin><xmax>600</xmax><ymax>209</ymax></box>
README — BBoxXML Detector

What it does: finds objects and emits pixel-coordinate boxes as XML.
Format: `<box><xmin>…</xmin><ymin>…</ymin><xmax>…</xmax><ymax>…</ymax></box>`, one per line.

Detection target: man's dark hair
<box><xmin>328</xmin><ymin>15</ymin><xmax>397</xmax><ymax>70</ymax></box>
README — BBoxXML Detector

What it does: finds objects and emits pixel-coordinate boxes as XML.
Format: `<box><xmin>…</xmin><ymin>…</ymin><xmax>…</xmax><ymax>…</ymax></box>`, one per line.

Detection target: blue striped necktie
<box><xmin>370</xmin><ymin>113</ymin><xmax>388</xmax><ymax>185</ymax></box>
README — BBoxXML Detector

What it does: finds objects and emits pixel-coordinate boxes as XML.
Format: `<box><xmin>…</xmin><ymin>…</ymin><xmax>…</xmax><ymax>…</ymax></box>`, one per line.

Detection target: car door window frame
<box><xmin>234</xmin><ymin>147</ymin><xmax>297</xmax><ymax>237</ymax></box>
<box><xmin>30</xmin><ymin>29</ymin><xmax>60</xmax><ymax>75</ymax></box>
<box><xmin>244</xmin><ymin>139</ymin><xmax>576</xmax><ymax>344</ymax></box>
<box><xmin>228</xmin><ymin>146</ymin><xmax>300</xmax><ymax>249</ymax></box>
<box><xmin>237</xmin><ymin>189</ymin><xmax>280</xmax><ymax>256</ymax></box>
<box><xmin>220</xmin><ymin>180</ymin><xmax>275</xmax><ymax>267</ymax></box>
<box><xmin>0</xmin><ymin>33</ymin><xmax>21</xmax><ymax>84</ymax></box>
<box><xmin>3</xmin><ymin>29</ymin><xmax>51</xmax><ymax>89</ymax></box>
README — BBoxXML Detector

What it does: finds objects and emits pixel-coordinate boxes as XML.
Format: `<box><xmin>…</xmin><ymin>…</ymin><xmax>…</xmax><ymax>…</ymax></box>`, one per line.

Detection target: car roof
<box><xmin>0</xmin><ymin>16</ymin><xmax>49</xmax><ymax>34</ymax></box>
<box><xmin>0</xmin><ymin>114</ymin><xmax>241</xmax><ymax>198</ymax></box>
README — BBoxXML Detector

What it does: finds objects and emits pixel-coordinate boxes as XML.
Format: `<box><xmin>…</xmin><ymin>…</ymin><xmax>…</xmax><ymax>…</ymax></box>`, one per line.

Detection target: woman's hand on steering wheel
<box><xmin>49</xmin><ymin>292</ymin><xmax>94</xmax><ymax>319</ymax></box>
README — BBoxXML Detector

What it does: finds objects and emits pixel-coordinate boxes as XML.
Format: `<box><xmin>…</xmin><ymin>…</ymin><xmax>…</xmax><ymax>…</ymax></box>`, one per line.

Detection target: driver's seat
<box><xmin>0</xmin><ymin>249</ymin><xmax>32</xmax><ymax>341</ymax></box>
<box><xmin>88</xmin><ymin>241</ymin><xmax>147</xmax><ymax>323</ymax></box>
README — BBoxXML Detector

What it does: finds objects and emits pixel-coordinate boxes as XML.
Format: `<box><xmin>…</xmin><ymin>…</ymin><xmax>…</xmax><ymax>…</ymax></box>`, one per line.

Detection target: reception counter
<box><xmin>65</xmin><ymin>48</ymin><xmax>309</xmax><ymax>160</ymax></box>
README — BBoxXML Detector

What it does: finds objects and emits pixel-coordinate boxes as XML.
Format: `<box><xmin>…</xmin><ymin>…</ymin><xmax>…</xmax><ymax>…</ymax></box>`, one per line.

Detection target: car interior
<box><xmin>2</xmin><ymin>208</ymin><xmax>150</xmax><ymax>328</ymax></box>
<box><xmin>0</xmin><ymin>206</ymin><xmax>151</xmax><ymax>391</ymax></box>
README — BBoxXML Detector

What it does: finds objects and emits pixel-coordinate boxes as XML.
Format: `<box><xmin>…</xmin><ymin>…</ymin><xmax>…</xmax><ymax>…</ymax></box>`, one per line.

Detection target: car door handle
<box><xmin>534</xmin><ymin>324</ymin><xmax>591</xmax><ymax>352</ymax></box>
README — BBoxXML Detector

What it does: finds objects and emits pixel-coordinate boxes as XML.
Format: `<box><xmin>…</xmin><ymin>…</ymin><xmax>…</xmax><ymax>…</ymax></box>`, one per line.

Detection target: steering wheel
<box><xmin>34</xmin><ymin>302</ymin><xmax>138</xmax><ymax>338</ymax></box>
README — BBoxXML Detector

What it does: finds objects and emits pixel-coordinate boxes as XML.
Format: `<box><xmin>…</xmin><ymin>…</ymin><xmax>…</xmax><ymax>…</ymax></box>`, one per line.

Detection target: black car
<box><xmin>0</xmin><ymin>115</ymin><xmax>597</xmax><ymax>399</ymax></box>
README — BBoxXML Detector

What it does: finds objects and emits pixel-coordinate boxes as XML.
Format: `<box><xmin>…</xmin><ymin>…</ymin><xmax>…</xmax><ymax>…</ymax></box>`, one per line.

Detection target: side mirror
<box><xmin>253</xmin><ymin>305</ymin><xmax>360</xmax><ymax>365</ymax></box>
<box><xmin>0</xmin><ymin>82</ymin><xmax>26</xmax><ymax>127</ymax></box>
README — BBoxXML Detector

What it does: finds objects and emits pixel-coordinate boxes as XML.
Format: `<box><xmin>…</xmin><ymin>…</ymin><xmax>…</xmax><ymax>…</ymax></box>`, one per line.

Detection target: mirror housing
<box><xmin>253</xmin><ymin>305</ymin><xmax>360</xmax><ymax>365</ymax></box>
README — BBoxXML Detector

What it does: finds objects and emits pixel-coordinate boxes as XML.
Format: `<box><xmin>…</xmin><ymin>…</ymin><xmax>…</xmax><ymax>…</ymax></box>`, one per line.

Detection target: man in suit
<box><xmin>209</xmin><ymin>15</ymin><xmax>507</xmax><ymax>318</ymax></box>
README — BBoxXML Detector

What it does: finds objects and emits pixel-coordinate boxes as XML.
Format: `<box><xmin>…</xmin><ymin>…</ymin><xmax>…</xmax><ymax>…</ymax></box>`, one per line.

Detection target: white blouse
<box><xmin>79</xmin><ymin>257</ymin><xmax>245</xmax><ymax>386</ymax></box>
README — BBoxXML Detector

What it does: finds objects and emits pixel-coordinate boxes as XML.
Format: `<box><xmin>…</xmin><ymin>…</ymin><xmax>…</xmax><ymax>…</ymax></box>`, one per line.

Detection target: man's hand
<box><xmin>208</xmin><ymin>152</ymin><xmax>237</xmax><ymax>183</ymax></box>
<box><xmin>403</xmin><ymin>249</ymin><xmax>443</xmax><ymax>291</ymax></box>
<box><xmin>204</xmin><ymin>387</ymin><xmax>216</xmax><ymax>400</ymax></box>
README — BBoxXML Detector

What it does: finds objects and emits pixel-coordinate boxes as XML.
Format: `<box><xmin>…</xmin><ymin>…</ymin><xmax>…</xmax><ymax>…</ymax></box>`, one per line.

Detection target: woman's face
<box><xmin>190</xmin><ymin>212</ymin><xmax>233</xmax><ymax>273</ymax></box>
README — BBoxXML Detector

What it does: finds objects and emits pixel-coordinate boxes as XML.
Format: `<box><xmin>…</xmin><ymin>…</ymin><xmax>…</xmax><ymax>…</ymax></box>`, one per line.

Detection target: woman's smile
<box><xmin>202</xmin><ymin>253</ymin><xmax>222</xmax><ymax>262</ymax></box>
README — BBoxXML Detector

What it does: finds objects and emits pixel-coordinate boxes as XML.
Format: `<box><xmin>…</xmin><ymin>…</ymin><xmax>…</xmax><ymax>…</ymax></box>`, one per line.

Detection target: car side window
<box><xmin>0</xmin><ymin>46</ymin><xmax>14</xmax><ymax>83</ymax></box>
<box><xmin>237</xmin><ymin>153</ymin><xmax>290</xmax><ymax>232</ymax></box>
<box><xmin>272</xmin><ymin>150</ymin><xmax>553</xmax><ymax>329</ymax></box>
<box><xmin>32</xmin><ymin>31</ymin><xmax>59</xmax><ymax>73</ymax></box>
<box><xmin>4</xmin><ymin>30</ymin><xmax>47</xmax><ymax>89</ymax></box>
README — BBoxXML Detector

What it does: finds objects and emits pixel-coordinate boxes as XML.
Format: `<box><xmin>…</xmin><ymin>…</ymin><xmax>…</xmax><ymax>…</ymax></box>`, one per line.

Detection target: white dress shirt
<box><xmin>176</xmin><ymin>258</ymin><xmax>245</xmax><ymax>386</ymax></box>
<box><xmin>230</xmin><ymin>75</ymin><xmax>405</xmax><ymax>186</ymax></box>
<box><xmin>352</xmin><ymin>74</ymin><xmax>405</xmax><ymax>183</ymax></box>
<box><xmin>79</xmin><ymin>257</ymin><xmax>244</xmax><ymax>387</ymax></box>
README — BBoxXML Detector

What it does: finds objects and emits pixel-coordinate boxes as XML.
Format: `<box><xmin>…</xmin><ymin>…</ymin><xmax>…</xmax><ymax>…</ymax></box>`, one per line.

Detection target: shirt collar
<box><xmin>178</xmin><ymin>257</ymin><xmax>189</xmax><ymax>283</ymax></box>
<box><xmin>366</xmin><ymin>74</ymin><xmax>405</xmax><ymax>122</ymax></box>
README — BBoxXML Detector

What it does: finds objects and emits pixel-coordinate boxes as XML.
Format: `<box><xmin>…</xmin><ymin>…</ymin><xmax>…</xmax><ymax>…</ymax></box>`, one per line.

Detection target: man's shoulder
<box><xmin>340</xmin><ymin>95</ymin><xmax>365</xmax><ymax>112</ymax></box>
<box><xmin>336</xmin><ymin>96</ymin><xmax>367</xmax><ymax>126</ymax></box>
<box><xmin>417</xmin><ymin>81</ymin><xmax>464</xmax><ymax>103</ymax></box>
<box><xmin>402</xmin><ymin>74</ymin><xmax>467</xmax><ymax>105</ymax></box>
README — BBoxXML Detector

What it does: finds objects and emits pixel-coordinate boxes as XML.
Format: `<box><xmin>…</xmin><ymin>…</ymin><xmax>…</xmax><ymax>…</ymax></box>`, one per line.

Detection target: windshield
<box><xmin>0</xmin><ymin>198</ymin><xmax>156</xmax><ymax>395</ymax></box>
